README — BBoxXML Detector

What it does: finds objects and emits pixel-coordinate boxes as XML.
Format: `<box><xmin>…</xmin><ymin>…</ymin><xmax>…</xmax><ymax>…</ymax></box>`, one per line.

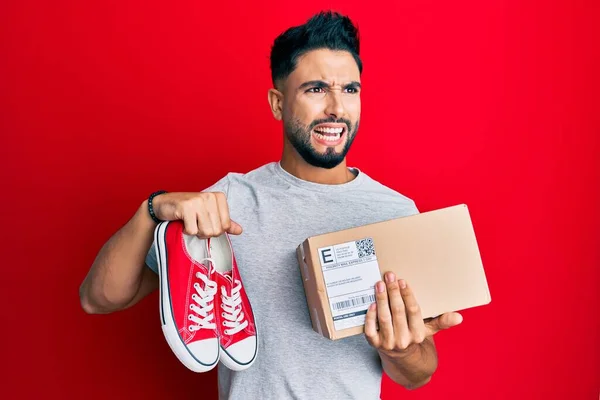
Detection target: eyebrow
<box><xmin>298</xmin><ymin>80</ymin><xmax>362</xmax><ymax>91</ymax></box>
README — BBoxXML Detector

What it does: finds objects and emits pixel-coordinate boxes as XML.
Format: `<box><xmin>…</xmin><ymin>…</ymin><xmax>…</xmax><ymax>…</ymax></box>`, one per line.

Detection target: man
<box><xmin>79</xmin><ymin>10</ymin><xmax>462</xmax><ymax>399</ymax></box>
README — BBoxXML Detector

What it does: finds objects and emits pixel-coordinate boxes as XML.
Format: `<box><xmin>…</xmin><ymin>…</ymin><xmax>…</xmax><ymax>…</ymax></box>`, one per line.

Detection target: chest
<box><xmin>227</xmin><ymin>190</ymin><xmax>405</xmax><ymax>301</ymax></box>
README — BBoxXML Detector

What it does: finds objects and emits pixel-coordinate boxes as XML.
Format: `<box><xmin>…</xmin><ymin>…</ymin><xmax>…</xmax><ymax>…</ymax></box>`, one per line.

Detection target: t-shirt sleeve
<box><xmin>411</xmin><ymin>200</ymin><xmax>420</xmax><ymax>214</ymax></box>
<box><xmin>145</xmin><ymin>175</ymin><xmax>232</xmax><ymax>274</ymax></box>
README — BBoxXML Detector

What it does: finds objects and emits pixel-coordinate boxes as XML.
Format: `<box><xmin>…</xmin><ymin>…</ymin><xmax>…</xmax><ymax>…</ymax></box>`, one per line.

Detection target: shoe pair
<box><xmin>154</xmin><ymin>220</ymin><xmax>257</xmax><ymax>372</ymax></box>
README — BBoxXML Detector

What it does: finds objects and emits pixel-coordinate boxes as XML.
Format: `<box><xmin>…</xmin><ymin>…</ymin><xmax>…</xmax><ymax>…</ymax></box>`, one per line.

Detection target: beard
<box><xmin>284</xmin><ymin>116</ymin><xmax>359</xmax><ymax>169</ymax></box>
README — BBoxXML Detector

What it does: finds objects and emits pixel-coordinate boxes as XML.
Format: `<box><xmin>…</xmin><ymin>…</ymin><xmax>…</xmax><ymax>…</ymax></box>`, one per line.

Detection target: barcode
<box><xmin>356</xmin><ymin>238</ymin><xmax>375</xmax><ymax>258</ymax></box>
<box><xmin>332</xmin><ymin>294</ymin><xmax>376</xmax><ymax>311</ymax></box>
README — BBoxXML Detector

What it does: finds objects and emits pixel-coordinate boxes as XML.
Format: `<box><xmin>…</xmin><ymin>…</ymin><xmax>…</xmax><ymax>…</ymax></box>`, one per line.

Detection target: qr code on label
<box><xmin>356</xmin><ymin>238</ymin><xmax>375</xmax><ymax>258</ymax></box>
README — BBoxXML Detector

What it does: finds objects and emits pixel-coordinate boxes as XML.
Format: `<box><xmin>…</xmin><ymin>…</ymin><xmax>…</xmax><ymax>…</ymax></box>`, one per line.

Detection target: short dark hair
<box><xmin>269</xmin><ymin>11</ymin><xmax>362</xmax><ymax>88</ymax></box>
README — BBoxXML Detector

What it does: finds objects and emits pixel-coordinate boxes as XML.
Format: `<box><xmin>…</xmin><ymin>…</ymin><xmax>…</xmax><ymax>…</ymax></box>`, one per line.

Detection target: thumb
<box><xmin>425</xmin><ymin>312</ymin><xmax>463</xmax><ymax>336</ymax></box>
<box><xmin>227</xmin><ymin>220</ymin><xmax>243</xmax><ymax>235</ymax></box>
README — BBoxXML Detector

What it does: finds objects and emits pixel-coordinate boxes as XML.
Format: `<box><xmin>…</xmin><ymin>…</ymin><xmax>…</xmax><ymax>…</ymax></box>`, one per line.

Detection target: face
<box><xmin>270</xmin><ymin>49</ymin><xmax>362</xmax><ymax>169</ymax></box>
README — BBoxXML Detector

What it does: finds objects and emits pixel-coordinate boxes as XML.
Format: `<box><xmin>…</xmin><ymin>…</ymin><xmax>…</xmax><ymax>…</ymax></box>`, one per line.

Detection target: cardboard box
<box><xmin>296</xmin><ymin>204</ymin><xmax>491</xmax><ymax>340</ymax></box>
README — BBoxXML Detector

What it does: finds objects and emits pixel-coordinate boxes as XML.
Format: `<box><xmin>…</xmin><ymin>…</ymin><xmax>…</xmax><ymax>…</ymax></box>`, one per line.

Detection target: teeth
<box><xmin>315</xmin><ymin>132</ymin><xmax>341</xmax><ymax>141</ymax></box>
<box><xmin>314</xmin><ymin>127</ymin><xmax>344</xmax><ymax>134</ymax></box>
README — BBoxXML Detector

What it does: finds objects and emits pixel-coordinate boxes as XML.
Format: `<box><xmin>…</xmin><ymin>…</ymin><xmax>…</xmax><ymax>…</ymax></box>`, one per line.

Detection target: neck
<box><xmin>280</xmin><ymin>141</ymin><xmax>355</xmax><ymax>185</ymax></box>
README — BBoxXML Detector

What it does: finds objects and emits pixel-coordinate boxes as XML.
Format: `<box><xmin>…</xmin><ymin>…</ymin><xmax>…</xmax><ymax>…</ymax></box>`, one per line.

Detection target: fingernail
<box><xmin>377</xmin><ymin>282</ymin><xmax>385</xmax><ymax>293</ymax></box>
<box><xmin>399</xmin><ymin>279</ymin><xmax>407</xmax><ymax>289</ymax></box>
<box><xmin>385</xmin><ymin>272</ymin><xmax>395</xmax><ymax>283</ymax></box>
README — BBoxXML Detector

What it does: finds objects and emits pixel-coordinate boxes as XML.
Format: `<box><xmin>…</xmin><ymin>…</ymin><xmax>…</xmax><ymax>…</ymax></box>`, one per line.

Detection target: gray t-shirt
<box><xmin>145</xmin><ymin>161</ymin><xmax>419</xmax><ymax>400</ymax></box>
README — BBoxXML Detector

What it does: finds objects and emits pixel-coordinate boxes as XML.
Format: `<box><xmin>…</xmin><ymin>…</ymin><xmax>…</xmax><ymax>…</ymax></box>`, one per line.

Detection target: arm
<box><xmin>79</xmin><ymin>191</ymin><xmax>243</xmax><ymax>314</ymax></box>
<box><xmin>79</xmin><ymin>200</ymin><xmax>158</xmax><ymax>314</ymax></box>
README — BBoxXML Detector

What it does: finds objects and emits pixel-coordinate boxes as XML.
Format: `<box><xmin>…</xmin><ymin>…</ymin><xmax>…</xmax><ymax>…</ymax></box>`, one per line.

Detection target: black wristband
<box><xmin>148</xmin><ymin>190</ymin><xmax>167</xmax><ymax>224</ymax></box>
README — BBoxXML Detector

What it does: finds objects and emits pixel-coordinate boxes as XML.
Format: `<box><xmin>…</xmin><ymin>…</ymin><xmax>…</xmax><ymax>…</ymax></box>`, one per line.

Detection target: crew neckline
<box><xmin>272</xmin><ymin>160</ymin><xmax>365</xmax><ymax>192</ymax></box>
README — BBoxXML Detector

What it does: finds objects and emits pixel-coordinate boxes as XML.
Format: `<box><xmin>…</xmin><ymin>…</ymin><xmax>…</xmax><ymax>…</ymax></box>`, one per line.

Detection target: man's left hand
<box><xmin>365</xmin><ymin>271</ymin><xmax>463</xmax><ymax>355</ymax></box>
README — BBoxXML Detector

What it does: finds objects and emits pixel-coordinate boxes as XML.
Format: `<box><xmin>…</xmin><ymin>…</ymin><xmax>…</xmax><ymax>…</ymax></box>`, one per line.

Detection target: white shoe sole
<box><xmin>155</xmin><ymin>221</ymin><xmax>219</xmax><ymax>373</ymax></box>
<box><xmin>219</xmin><ymin>340</ymin><xmax>258</xmax><ymax>371</ymax></box>
<box><xmin>209</xmin><ymin>233</ymin><xmax>259</xmax><ymax>371</ymax></box>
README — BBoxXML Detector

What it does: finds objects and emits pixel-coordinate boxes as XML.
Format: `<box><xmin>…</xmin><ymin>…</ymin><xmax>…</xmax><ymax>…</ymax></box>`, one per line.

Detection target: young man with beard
<box><xmin>79</xmin><ymin>10</ymin><xmax>462</xmax><ymax>400</ymax></box>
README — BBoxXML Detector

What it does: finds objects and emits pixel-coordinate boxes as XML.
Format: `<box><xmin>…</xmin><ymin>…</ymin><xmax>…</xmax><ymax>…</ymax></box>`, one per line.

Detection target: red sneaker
<box><xmin>154</xmin><ymin>220</ymin><xmax>220</xmax><ymax>372</ymax></box>
<box><xmin>208</xmin><ymin>234</ymin><xmax>258</xmax><ymax>371</ymax></box>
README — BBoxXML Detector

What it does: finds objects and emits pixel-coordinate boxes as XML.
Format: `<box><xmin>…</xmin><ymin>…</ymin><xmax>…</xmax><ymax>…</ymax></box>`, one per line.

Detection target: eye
<box><xmin>344</xmin><ymin>87</ymin><xmax>359</xmax><ymax>94</ymax></box>
<box><xmin>307</xmin><ymin>87</ymin><xmax>325</xmax><ymax>93</ymax></box>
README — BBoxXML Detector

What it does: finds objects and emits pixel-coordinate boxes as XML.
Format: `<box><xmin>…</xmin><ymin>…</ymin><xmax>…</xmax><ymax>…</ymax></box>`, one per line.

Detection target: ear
<box><xmin>267</xmin><ymin>88</ymin><xmax>284</xmax><ymax>120</ymax></box>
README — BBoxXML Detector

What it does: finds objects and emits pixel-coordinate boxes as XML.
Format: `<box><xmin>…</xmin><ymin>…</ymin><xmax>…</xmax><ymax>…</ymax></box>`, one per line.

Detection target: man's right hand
<box><xmin>152</xmin><ymin>192</ymin><xmax>243</xmax><ymax>238</ymax></box>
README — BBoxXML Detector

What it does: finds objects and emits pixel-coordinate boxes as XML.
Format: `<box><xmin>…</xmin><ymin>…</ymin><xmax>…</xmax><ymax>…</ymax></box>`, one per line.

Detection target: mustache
<box><xmin>308</xmin><ymin>117</ymin><xmax>352</xmax><ymax>131</ymax></box>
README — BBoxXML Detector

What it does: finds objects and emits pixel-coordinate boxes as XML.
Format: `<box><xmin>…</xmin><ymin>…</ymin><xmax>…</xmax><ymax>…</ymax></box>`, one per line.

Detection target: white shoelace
<box><xmin>220</xmin><ymin>279</ymin><xmax>248</xmax><ymax>336</ymax></box>
<box><xmin>187</xmin><ymin>258</ymin><xmax>217</xmax><ymax>332</ymax></box>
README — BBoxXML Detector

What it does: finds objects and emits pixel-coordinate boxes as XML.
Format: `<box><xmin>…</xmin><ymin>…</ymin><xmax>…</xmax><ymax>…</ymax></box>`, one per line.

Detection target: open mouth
<box><xmin>311</xmin><ymin>124</ymin><xmax>347</xmax><ymax>145</ymax></box>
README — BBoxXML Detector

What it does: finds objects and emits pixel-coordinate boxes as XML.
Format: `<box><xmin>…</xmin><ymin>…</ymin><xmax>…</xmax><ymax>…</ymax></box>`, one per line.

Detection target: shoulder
<box><xmin>223</xmin><ymin>161</ymin><xmax>289</xmax><ymax>190</ymax></box>
<box><xmin>202</xmin><ymin>162</ymin><xmax>277</xmax><ymax>194</ymax></box>
<box><xmin>226</xmin><ymin>162</ymin><xmax>276</xmax><ymax>182</ymax></box>
<box><xmin>354</xmin><ymin>167</ymin><xmax>419</xmax><ymax>211</ymax></box>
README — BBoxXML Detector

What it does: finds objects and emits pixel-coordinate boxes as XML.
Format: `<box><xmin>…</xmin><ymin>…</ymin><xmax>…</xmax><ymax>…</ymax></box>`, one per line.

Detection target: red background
<box><xmin>1</xmin><ymin>0</ymin><xmax>598</xmax><ymax>399</ymax></box>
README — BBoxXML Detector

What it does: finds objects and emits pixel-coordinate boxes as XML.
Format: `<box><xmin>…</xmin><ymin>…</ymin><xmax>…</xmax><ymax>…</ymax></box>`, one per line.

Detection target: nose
<box><xmin>324</xmin><ymin>91</ymin><xmax>345</xmax><ymax>120</ymax></box>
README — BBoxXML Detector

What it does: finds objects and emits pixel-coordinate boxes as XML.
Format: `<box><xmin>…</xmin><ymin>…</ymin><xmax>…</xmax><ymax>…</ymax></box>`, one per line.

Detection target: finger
<box><xmin>398</xmin><ymin>279</ymin><xmax>426</xmax><ymax>343</ymax></box>
<box><xmin>385</xmin><ymin>272</ymin><xmax>409</xmax><ymax>346</ymax></box>
<box><xmin>375</xmin><ymin>280</ymin><xmax>394</xmax><ymax>350</ymax></box>
<box><xmin>215</xmin><ymin>193</ymin><xmax>231</xmax><ymax>232</ymax></box>
<box><xmin>195</xmin><ymin>202</ymin><xmax>213</xmax><ymax>238</ymax></box>
<box><xmin>182</xmin><ymin>211</ymin><xmax>198</xmax><ymax>235</ymax></box>
<box><xmin>425</xmin><ymin>312</ymin><xmax>463</xmax><ymax>336</ymax></box>
<box><xmin>364</xmin><ymin>303</ymin><xmax>381</xmax><ymax>348</ymax></box>
<box><xmin>205</xmin><ymin>195</ymin><xmax>223</xmax><ymax>236</ymax></box>
<box><xmin>228</xmin><ymin>220</ymin><xmax>243</xmax><ymax>235</ymax></box>
<box><xmin>215</xmin><ymin>193</ymin><xmax>243</xmax><ymax>235</ymax></box>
